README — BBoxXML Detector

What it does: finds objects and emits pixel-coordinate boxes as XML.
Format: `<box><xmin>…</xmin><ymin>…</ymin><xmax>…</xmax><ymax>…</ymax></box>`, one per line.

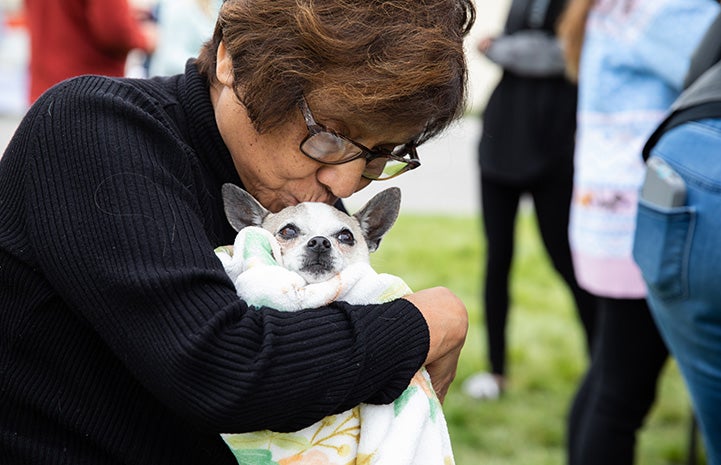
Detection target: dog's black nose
<box><xmin>307</xmin><ymin>236</ymin><xmax>332</xmax><ymax>253</ymax></box>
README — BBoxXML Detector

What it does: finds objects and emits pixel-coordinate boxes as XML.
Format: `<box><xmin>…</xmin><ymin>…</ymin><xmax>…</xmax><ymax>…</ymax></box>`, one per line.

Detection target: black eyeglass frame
<box><xmin>297</xmin><ymin>97</ymin><xmax>421</xmax><ymax>180</ymax></box>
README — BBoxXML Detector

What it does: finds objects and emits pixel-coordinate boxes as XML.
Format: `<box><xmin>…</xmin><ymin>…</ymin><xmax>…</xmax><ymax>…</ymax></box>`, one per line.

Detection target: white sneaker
<box><xmin>462</xmin><ymin>372</ymin><xmax>503</xmax><ymax>400</ymax></box>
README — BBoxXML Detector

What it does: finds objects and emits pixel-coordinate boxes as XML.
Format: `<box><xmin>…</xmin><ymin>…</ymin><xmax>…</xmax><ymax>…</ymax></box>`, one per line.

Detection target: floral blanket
<box><xmin>215</xmin><ymin>226</ymin><xmax>455</xmax><ymax>465</ymax></box>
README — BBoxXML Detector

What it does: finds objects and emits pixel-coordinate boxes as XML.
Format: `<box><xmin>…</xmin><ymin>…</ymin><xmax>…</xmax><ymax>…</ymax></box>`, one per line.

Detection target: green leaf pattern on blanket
<box><xmin>394</xmin><ymin>376</ymin><xmax>441</xmax><ymax>422</ymax></box>
<box><xmin>393</xmin><ymin>385</ymin><xmax>418</xmax><ymax>417</ymax></box>
<box><xmin>215</xmin><ymin>245</ymin><xmax>234</xmax><ymax>256</ymax></box>
<box><xmin>222</xmin><ymin>409</ymin><xmax>361</xmax><ymax>464</ymax></box>
<box><xmin>377</xmin><ymin>280</ymin><xmax>413</xmax><ymax>304</ymax></box>
<box><xmin>242</xmin><ymin>228</ymin><xmax>277</xmax><ymax>266</ymax></box>
<box><xmin>228</xmin><ymin>449</ymin><xmax>279</xmax><ymax>465</ymax></box>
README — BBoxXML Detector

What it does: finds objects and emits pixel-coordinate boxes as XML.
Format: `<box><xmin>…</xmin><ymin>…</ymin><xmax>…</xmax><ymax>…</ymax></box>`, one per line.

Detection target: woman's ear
<box><xmin>216</xmin><ymin>41</ymin><xmax>234</xmax><ymax>87</ymax></box>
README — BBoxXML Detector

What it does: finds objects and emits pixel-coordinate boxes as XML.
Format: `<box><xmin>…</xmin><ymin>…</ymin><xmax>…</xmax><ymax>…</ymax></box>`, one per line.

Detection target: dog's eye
<box><xmin>278</xmin><ymin>224</ymin><xmax>299</xmax><ymax>240</ymax></box>
<box><xmin>337</xmin><ymin>229</ymin><xmax>355</xmax><ymax>245</ymax></box>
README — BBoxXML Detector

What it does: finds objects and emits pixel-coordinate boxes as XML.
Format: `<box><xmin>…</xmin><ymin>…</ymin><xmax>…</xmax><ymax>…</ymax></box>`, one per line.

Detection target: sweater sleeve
<box><xmin>15</xmin><ymin>77</ymin><xmax>429</xmax><ymax>433</ymax></box>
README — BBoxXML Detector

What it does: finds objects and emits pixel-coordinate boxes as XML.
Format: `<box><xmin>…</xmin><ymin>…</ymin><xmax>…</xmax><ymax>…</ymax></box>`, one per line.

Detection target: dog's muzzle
<box><xmin>307</xmin><ymin>236</ymin><xmax>332</xmax><ymax>253</ymax></box>
<box><xmin>302</xmin><ymin>236</ymin><xmax>335</xmax><ymax>276</ymax></box>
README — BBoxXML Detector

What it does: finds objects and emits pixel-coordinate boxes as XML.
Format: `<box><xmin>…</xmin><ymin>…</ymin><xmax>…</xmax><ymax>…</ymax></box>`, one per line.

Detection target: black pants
<box><xmin>567</xmin><ymin>297</ymin><xmax>668</xmax><ymax>465</ymax></box>
<box><xmin>480</xmin><ymin>171</ymin><xmax>596</xmax><ymax>376</ymax></box>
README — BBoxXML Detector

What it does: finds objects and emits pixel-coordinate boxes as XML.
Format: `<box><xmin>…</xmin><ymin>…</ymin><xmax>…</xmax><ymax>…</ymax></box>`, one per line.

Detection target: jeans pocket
<box><xmin>632</xmin><ymin>199</ymin><xmax>694</xmax><ymax>300</ymax></box>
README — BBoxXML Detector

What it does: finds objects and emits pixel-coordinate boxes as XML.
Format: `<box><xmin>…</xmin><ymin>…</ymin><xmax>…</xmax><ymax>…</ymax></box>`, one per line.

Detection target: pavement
<box><xmin>0</xmin><ymin>112</ymin><xmax>482</xmax><ymax>215</ymax></box>
<box><xmin>0</xmin><ymin>115</ymin><xmax>19</xmax><ymax>145</ymax></box>
<box><xmin>344</xmin><ymin>117</ymin><xmax>482</xmax><ymax>215</ymax></box>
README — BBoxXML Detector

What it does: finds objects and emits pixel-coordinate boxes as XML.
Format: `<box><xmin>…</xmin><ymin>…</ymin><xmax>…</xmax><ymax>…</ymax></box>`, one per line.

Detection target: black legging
<box><xmin>567</xmin><ymin>297</ymin><xmax>668</xmax><ymax>465</ymax></box>
<box><xmin>480</xmin><ymin>170</ymin><xmax>597</xmax><ymax>377</ymax></box>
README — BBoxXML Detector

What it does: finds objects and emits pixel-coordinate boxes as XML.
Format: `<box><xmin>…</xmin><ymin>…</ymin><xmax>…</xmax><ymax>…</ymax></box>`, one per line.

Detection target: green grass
<box><xmin>370</xmin><ymin>209</ymin><xmax>699</xmax><ymax>465</ymax></box>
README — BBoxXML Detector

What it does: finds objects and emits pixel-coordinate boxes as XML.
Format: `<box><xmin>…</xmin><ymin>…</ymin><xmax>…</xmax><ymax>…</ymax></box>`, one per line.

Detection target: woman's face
<box><xmin>211</xmin><ymin>43</ymin><xmax>417</xmax><ymax>213</ymax></box>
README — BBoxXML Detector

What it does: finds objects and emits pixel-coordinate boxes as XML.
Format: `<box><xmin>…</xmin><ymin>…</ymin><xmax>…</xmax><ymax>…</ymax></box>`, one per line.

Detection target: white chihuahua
<box><xmin>221</xmin><ymin>184</ymin><xmax>402</xmax><ymax>284</ymax></box>
<box><xmin>218</xmin><ymin>185</ymin><xmax>454</xmax><ymax>465</ymax></box>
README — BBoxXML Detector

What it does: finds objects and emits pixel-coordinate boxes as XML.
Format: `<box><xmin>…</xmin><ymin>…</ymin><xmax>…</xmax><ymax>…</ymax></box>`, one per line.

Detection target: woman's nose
<box><xmin>316</xmin><ymin>159</ymin><xmax>367</xmax><ymax>198</ymax></box>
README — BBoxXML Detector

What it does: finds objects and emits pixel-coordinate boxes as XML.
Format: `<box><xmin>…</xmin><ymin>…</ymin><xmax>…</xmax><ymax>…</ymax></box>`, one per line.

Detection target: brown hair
<box><xmin>196</xmin><ymin>0</ymin><xmax>475</xmax><ymax>144</ymax></box>
<box><xmin>556</xmin><ymin>0</ymin><xmax>594</xmax><ymax>83</ymax></box>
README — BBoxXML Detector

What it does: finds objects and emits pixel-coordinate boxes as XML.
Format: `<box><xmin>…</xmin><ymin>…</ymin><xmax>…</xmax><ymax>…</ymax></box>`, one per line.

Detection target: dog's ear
<box><xmin>353</xmin><ymin>187</ymin><xmax>401</xmax><ymax>253</ymax></box>
<box><xmin>221</xmin><ymin>183</ymin><xmax>269</xmax><ymax>231</ymax></box>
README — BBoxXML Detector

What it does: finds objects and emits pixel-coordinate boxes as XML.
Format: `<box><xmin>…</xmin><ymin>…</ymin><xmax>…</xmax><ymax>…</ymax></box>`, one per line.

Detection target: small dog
<box><xmin>221</xmin><ymin>184</ymin><xmax>401</xmax><ymax>284</ymax></box>
<box><xmin>218</xmin><ymin>185</ymin><xmax>452</xmax><ymax>465</ymax></box>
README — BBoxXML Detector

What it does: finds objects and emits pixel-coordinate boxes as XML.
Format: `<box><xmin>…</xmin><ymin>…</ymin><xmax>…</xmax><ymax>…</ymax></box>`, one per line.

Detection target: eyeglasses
<box><xmin>298</xmin><ymin>97</ymin><xmax>421</xmax><ymax>180</ymax></box>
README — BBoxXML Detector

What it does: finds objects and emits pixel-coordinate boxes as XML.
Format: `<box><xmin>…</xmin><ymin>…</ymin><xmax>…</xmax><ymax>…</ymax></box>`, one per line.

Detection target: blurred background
<box><xmin>0</xmin><ymin>1</ymin><xmax>696</xmax><ymax>463</ymax></box>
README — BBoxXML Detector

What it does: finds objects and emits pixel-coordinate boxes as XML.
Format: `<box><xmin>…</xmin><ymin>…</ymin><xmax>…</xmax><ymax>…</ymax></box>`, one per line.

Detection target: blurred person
<box><xmin>557</xmin><ymin>0</ymin><xmax>720</xmax><ymax>463</ymax></box>
<box><xmin>148</xmin><ymin>0</ymin><xmax>222</xmax><ymax>77</ymax></box>
<box><xmin>24</xmin><ymin>0</ymin><xmax>157</xmax><ymax>102</ymax></box>
<box><xmin>462</xmin><ymin>0</ymin><xmax>597</xmax><ymax>400</ymax></box>
<box><xmin>0</xmin><ymin>6</ymin><xmax>29</xmax><ymax>115</ymax></box>
<box><xmin>0</xmin><ymin>0</ymin><xmax>474</xmax><ymax>463</ymax></box>
<box><xmin>633</xmin><ymin>12</ymin><xmax>721</xmax><ymax>465</ymax></box>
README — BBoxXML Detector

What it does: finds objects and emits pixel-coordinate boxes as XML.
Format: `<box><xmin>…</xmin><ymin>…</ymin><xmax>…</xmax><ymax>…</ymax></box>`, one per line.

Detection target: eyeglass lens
<box><xmin>363</xmin><ymin>156</ymin><xmax>412</xmax><ymax>180</ymax></box>
<box><xmin>302</xmin><ymin>132</ymin><xmax>414</xmax><ymax>180</ymax></box>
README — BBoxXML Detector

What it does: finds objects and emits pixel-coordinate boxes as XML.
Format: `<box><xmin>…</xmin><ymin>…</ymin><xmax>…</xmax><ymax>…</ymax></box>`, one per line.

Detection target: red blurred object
<box><xmin>4</xmin><ymin>9</ymin><xmax>27</xmax><ymax>29</ymax></box>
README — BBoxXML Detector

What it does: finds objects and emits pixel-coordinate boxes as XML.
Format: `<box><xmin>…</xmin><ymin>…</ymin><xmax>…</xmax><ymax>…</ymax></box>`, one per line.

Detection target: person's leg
<box><xmin>480</xmin><ymin>175</ymin><xmax>522</xmax><ymax>378</ymax></box>
<box><xmin>567</xmin><ymin>304</ymin><xmax>598</xmax><ymax>465</ymax></box>
<box><xmin>634</xmin><ymin>117</ymin><xmax>721</xmax><ymax>465</ymax></box>
<box><xmin>531</xmin><ymin>168</ymin><xmax>597</xmax><ymax>355</ymax></box>
<box><xmin>568</xmin><ymin>297</ymin><xmax>668</xmax><ymax>465</ymax></box>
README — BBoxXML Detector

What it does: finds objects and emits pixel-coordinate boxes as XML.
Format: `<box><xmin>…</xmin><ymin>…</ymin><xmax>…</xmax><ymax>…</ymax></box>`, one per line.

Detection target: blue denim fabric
<box><xmin>633</xmin><ymin>117</ymin><xmax>721</xmax><ymax>465</ymax></box>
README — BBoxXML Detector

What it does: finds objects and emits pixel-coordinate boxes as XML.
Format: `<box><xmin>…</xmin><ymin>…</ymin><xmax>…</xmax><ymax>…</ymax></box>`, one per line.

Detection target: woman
<box><xmin>0</xmin><ymin>1</ymin><xmax>474</xmax><ymax>464</ymax></box>
<box><xmin>464</xmin><ymin>0</ymin><xmax>597</xmax><ymax>400</ymax></box>
<box><xmin>557</xmin><ymin>0</ymin><xmax>720</xmax><ymax>463</ymax></box>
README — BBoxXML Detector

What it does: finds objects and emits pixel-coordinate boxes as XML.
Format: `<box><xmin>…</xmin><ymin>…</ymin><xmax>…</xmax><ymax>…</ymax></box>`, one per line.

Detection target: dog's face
<box><xmin>222</xmin><ymin>184</ymin><xmax>401</xmax><ymax>283</ymax></box>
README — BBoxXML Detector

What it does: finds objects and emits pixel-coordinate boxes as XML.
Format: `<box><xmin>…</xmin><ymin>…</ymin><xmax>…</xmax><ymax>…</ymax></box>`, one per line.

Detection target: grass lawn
<box><xmin>370</xmin><ymin>208</ymin><xmax>700</xmax><ymax>465</ymax></box>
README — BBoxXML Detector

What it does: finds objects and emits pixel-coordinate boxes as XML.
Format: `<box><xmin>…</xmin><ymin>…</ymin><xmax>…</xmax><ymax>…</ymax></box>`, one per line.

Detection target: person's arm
<box><xmin>404</xmin><ymin>287</ymin><xmax>467</xmax><ymax>403</ymax></box>
<box><xmin>480</xmin><ymin>31</ymin><xmax>567</xmax><ymax>77</ymax></box>
<box><xmin>19</xmin><ymin>77</ymin><xmax>430</xmax><ymax>433</ymax></box>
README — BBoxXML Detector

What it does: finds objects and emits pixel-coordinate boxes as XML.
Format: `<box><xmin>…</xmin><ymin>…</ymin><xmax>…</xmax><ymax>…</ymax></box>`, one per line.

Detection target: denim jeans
<box><xmin>633</xmin><ymin>117</ymin><xmax>721</xmax><ymax>465</ymax></box>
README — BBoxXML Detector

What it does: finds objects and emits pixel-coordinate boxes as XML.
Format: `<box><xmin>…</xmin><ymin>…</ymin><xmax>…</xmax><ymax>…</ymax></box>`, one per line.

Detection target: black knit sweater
<box><xmin>0</xmin><ymin>62</ymin><xmax>429</xmax><ymax>465</ymax></box>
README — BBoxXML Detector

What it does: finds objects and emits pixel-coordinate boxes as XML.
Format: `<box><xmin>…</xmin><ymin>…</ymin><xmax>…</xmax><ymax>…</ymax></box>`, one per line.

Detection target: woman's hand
<box><xmin>403</xmin><ymin>287</ymin><xmax>468</xmax><ymax>403</ymax></box>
